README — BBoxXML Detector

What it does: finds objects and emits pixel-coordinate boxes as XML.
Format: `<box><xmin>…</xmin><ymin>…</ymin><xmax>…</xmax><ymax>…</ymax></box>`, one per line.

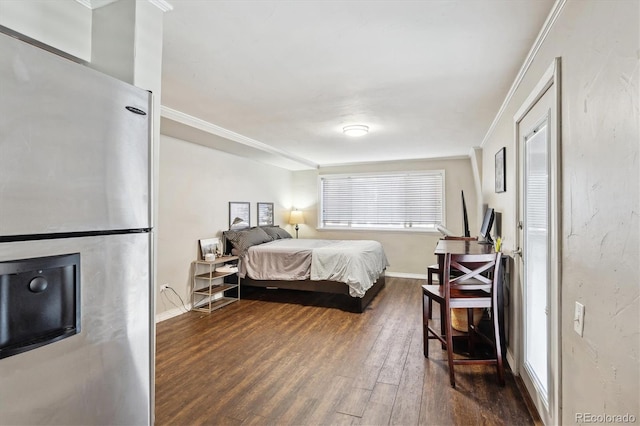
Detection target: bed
<box><xmin>223</xmin><ymin>226</ymin><xmax>389</xmax><ymax>312</ymax></box>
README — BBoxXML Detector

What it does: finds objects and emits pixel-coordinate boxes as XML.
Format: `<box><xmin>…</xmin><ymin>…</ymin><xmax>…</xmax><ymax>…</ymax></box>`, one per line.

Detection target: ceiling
<box><xmin>159</xmin><ymin>0</ymin><xmax>555</xmax><ymax>170</ymax></box>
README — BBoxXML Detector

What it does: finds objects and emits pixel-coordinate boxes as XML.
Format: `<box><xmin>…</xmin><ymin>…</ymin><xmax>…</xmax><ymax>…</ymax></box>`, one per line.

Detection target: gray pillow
<box><xmin>260</xmin><ymin>225</ymin><xmax>293</xmax><ymax>240</ymax></box>
<box><xmin>224</xmin><ymin>227</ymin><xmax>273</xmax><ymax>254</ymax></box>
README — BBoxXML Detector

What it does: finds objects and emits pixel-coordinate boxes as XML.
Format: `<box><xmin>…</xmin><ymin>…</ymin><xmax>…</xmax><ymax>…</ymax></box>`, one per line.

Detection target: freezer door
<box><xmin>0</xmin><ymin>33</ymin><xmax>151</xmax><ymax>236</ymax></box>
<box><xmin>0</xmin><ymin>233</ymin><xmax>152</xmax><ymax>425</ymax></box>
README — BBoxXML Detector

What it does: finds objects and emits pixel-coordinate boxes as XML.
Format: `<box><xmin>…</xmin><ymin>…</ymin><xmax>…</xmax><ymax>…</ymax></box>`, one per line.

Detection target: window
<box><xmin>319</xmin><ymin>171</ymin><xmax>445</xmax><ymax>231</ymax></box>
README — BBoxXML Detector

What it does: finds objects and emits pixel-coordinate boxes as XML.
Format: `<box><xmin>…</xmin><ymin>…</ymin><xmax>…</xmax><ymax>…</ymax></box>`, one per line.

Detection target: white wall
<box><xmin>156</xmin><ymin>135</ymin><xmax>293</xmax><ymax>317</ymax></box>
<box><xmin>292</xmin><ymin>157</ymin><xmax>478</xmax><ymax>276</ymax></box>
<box><xmin>481</xmin><ymin>0</ymin><xmax>639</xmax><ymax>422</ymax></box>
<box><xmin>0</xmin><ymin>0</ymin><xmax>91</xmax><ymax>61</ymax></box>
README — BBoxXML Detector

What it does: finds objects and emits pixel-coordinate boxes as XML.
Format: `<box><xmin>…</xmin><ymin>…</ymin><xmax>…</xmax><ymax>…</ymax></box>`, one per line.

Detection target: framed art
<box><xmin>199</xmin><ymin>237</ymin><xmax>220</xmax><ymax>260</ymax></box>
<box><xmin>257</xmin><ymin>202</ymin><xmax>274</xmax><ymax>226</ymax></box>
<box><xmin>229</xmin><ymin>202</ymin><xmax>250</xmax><ymax>229</ymax></box>
<box><xmin>495</xmin><ymin>147</ymin><xmax>506</xmax><ymax>193</ymax></box>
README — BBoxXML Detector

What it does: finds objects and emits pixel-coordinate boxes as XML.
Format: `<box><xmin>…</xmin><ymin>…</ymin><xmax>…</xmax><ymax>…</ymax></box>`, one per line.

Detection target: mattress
<box><xmin>240</xmin><ymin>239</ymin><xmax>389</xmax><ymax>297</ymax></box>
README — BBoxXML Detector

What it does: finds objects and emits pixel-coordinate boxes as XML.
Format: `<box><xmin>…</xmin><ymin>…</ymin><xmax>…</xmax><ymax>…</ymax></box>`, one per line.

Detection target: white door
<box><xmin>514</xmin><ymin>59</ymin><xmax>561</xmax><ymax>425</ymax></box>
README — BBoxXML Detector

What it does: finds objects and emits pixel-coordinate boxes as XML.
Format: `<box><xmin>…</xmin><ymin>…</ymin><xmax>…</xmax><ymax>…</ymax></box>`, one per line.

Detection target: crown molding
<box><xmin>76</xmin><ymin>0</ymin><xmax>173</xmax><ymax>12</ymax></box>
<box><xmin>161</xmin><ymin>106</ymin><xmax>319</xmax><ymax>169</ymax></box>
<box><xmin>318</xmin><ymin>154</ymin><xmax>471</xmax><ymax>170</ymax></box>
<box><xmin>148</xmin><ymin>0</ymin><xmax>173</xmax><ymax>12</ymax></box>
<box><xmin>480</xmin><ymin>0</ymin><xmax>567</xmax><ymax>147</ymax></box>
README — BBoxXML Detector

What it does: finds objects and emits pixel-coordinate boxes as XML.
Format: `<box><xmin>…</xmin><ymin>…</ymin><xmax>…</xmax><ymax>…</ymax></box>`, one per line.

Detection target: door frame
<box><xmin>512</xmin><ymin>57</ymin><xmax>562</xmax><ymax>424</ymax></box>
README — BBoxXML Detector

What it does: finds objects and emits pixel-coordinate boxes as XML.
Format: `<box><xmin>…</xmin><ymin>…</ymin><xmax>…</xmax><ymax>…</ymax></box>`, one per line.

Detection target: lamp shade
<box><xmin>289</xmin><ymin>210</ymin><xmax>304</xmax><ymax>225</ymax></box>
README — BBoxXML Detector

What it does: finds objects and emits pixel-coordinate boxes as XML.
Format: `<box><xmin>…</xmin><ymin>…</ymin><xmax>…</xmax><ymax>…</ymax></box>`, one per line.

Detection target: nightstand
<box><xmin>191</xmin><ymin>255</ymin><xmax>240</xmax><ymax>313</ymax></box>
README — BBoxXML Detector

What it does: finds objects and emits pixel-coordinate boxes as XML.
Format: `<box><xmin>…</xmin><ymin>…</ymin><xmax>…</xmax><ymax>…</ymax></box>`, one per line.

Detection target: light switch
<box><xmin>574</xmin><ymin>302</ymin><xmax>585</xmax><ymax>336</ymax></box>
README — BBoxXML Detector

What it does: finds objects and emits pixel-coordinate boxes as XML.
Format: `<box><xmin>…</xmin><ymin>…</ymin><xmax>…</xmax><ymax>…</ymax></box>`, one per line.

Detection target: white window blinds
<box><xmin>319</xmin><ymin>171</ymin><xmax>444</xmax><ymax>230</ymax></box>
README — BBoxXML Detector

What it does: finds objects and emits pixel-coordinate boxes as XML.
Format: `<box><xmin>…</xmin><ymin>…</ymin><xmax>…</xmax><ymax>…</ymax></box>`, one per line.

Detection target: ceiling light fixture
<box><xmin>343</xmin><ymin>125</ymin><xmax>369</xmax><ymax>137</ymax></box>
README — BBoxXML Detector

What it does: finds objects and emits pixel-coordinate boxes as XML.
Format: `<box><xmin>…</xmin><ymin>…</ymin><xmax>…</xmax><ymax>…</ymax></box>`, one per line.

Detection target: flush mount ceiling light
<box><xmin>342</xmin><ymin>125</ymin><xmax>369</xmax><ymax>137</ymax></box>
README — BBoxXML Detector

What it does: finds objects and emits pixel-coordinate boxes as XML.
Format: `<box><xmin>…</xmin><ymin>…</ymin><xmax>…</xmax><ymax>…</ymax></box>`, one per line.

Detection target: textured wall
<box><xmin>481</xmin><ymin>1</ymin><xmax>639</xmax><ymax>422</ymax></box>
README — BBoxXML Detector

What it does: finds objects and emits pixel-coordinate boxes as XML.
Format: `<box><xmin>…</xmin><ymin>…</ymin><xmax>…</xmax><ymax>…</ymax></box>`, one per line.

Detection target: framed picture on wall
<box><xmin>495</xmin><ymin>147</ymin><xmax>506</xmax><ymax>193</ymax></box>
<box><xmin>257</xmin><ymin>202</ymin><xmax>274</xmax><ymax>226</ymax></box>
<box><xmin>229</xmin><ymin>202</ymin><xmax>250</xmax><ymax>229</ymax></box>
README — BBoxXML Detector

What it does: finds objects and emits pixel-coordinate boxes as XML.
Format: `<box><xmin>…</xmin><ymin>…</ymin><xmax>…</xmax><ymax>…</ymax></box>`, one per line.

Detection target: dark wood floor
<box><xmin>155</xmin><ymin>277</ymin><xmax>533</xmax><ymax>425</ymax></box>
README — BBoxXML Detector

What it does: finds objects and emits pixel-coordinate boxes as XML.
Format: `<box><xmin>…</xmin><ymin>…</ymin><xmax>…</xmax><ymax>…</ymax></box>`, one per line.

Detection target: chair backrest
<box><xmin>443</xmin><ymin>252</ymin><xmax>502</xmax><ymax>292</ymax></box>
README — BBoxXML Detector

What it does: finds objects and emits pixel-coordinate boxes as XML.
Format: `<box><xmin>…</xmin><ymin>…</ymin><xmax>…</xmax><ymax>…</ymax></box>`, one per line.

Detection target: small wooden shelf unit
<box><xmin>191</xmin><ymin>256</ymin><xmax>240</xmax><ymax>313</ymax></box>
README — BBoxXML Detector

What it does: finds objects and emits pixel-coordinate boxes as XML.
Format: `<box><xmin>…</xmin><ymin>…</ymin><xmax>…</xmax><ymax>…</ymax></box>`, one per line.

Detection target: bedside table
<box><xmin>191</xmin><ymin>255</ymin><xmax>240</xmax><ymax>313</ymax></box>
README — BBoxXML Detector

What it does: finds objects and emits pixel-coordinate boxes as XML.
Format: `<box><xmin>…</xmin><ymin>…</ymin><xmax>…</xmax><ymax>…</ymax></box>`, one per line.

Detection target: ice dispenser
<box><xmin>0</xmin><ymin>253</ymin><xmax>80</xmax><ymax>359</ymax></box>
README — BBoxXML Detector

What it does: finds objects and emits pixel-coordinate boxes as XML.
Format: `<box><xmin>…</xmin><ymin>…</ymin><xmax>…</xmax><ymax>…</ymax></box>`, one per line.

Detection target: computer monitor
<box><xmin>479</xmin><ymin>207</ymin><xmax>495</xmax><ymax>245</ymax></box>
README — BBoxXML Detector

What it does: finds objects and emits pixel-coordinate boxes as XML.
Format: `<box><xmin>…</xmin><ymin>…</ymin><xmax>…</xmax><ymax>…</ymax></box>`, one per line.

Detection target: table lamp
<box><xmin>289</xmin><ymin>210</ymin><xmax>304</xmax><ymax>238</ymax></box>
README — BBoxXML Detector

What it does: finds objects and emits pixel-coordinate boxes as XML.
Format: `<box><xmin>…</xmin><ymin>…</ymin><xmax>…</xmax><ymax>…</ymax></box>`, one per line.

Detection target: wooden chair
<box><xmin>422</xmin><ymin>252</ymin><xmax>505</xmax><ymax>387</ymax></box>
<box><xmin>428</xmin><ymin>235</ymin><xmax>478</xmax><ymax>283</ymax></box>
<box><xmin>426</xmin><ymin>236</ymin><xmax>478</xmax><ymax>318</ymax></box>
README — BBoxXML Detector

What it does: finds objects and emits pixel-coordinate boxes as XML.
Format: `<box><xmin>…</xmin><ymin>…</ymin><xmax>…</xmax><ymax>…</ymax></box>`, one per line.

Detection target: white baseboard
<box><xmin>155</xmin><ymin>272</ymin><xmax>425</xmax><ymax>321</ymax></box>
<box><xmin>155</xmin><ymin>305</ymin><xmax>190</xmax><ymax>323</ymax></box>
<box><xmin>385</xmin><ymin>271</ymin><xmax>427</xmax><ymax>279</ymax></box>
<box><xmin>506</xmin><ymin>349</ymin><xmax>517</xmax><ymax>375</ymax></box>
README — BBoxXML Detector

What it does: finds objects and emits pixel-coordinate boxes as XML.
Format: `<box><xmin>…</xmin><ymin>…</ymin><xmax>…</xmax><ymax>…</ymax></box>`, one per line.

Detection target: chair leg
<box><xmin>492</xmin><ymin>307</ymin><xmax>506</xmax><ymax>386</ymax></box>
<box><xmin>427</xmin><ymin>267</ymin><xmax>436</xmax><ymax>319</ymax></box>
<box><xmin>439</xmin><ymin>301</ymin><xmax>446</xmax><ymax>350</ymax></box>
<box><xmin>422</xmin><ymin>292</ymin><xmax>431</xmax><ymax>358</ymax></box>
<box><xmin>444</xmin><ymin>304</ymin><xmax>456</xmax><ymax>388</ymax></box>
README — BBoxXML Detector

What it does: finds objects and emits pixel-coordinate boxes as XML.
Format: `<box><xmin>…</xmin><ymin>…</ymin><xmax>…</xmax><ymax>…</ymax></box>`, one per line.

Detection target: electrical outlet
<box><xmin>160</xmin><ymin>284</ymin><xmax>169</xmax><ymax>292</ymax></box>
<box><xmin>574</xmin><ymin>301</ymin><xmax>585</xmax><ymax>336</ymax></box>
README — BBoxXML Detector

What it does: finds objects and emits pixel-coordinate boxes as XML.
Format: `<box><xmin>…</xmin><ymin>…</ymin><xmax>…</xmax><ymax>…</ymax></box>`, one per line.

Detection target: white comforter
<box><xmin>240</xmin><ymin>239</ymin><xmax>389</xmax><ymax>297</ymax></box>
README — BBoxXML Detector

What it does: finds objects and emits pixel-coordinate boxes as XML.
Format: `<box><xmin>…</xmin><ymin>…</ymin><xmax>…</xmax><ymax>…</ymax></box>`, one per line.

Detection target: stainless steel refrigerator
<box><xmin>0</xmin><ymin>32</ymin><xmax>154</xmax><ymax>425</ymax></box>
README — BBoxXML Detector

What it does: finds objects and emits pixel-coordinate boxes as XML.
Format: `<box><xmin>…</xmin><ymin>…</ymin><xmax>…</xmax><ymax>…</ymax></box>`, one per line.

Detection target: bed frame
<box><xmin>239</xmin><ymin>271</ymin><xmax>386</xmax><ymax>313</ymax></box>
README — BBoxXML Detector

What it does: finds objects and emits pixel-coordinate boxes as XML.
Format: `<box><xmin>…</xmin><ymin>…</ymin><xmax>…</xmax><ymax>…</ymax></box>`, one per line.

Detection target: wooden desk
<box><xmin>434</xmin><ymin>240</ymin><xmax>507</xmax><ymax>353</ymax></box>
